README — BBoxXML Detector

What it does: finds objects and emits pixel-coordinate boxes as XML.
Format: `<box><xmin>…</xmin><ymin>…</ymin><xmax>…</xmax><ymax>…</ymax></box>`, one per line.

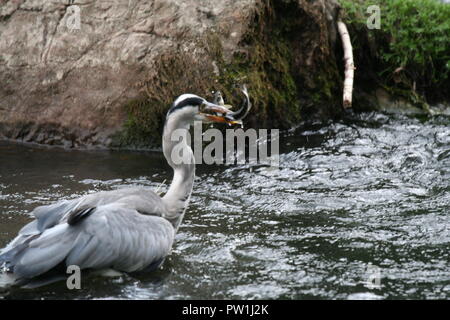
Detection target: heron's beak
<box><xmin>200</xmin><ymin>87</ymin><xmax>251</xmax><ymax>125</ymax></box>
<box><xmin>200</xmin><ymin>102</ymin><xmax>242</xmax><ymax>125</ymax></box>
<box><xmin>205</xmin><ymin>114</ymin><xmax>241</xmax><ymax>125</ymax></box>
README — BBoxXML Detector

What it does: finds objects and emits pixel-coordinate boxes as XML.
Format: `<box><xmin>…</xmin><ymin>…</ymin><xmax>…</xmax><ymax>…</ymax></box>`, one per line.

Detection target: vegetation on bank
<box><xmin>339</xmin><ymin>0</ymin><xmax>450</xmax><ymax>109</ymax></box>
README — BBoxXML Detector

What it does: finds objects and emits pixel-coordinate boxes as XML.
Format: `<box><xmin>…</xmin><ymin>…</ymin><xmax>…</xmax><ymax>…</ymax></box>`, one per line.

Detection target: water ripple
<box><xmin>0</xmin><ymin>111</ymin><xmax>449</xmax><ymax>299</ymax></box>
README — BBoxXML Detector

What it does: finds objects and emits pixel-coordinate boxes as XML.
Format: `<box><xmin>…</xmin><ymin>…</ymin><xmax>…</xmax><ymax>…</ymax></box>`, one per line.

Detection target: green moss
<box><xmin>339</xmin><ymin>0</ymin><xmax>450</xmax><ymax>108</ymax></box>
<box><xmin>216</xmin><ymin>38</ymin><xmax>301</xmax><ymax>128</ymax></box>
<box><xmin>215</xmin><ymin>0</ymin><xmax>341</xmax><ymax>126</ymax></box>
<box><xmin>110</xmin><ymin>98</ymin><xmax>163</xmax><ymax>149</ymax></box>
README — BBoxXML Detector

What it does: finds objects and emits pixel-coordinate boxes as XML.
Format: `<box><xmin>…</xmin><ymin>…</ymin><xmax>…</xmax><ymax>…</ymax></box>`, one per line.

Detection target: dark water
<box><xmin>0</xmin><ymin>111</ymin><xmax>449</xmax><ymax>299</ymax></box>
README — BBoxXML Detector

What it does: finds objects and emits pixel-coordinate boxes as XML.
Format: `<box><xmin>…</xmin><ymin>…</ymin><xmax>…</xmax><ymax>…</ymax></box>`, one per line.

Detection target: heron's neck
<box><xmin>161</xmin><ymin>117</ymin><xmax>195</xmax><ymax>229</ymax></box>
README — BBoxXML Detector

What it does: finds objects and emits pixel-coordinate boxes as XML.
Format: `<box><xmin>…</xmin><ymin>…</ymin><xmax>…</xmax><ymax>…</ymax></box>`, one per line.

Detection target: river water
<box><xmin>0</xmin><ymin>111</ymin><xmax>449</xmax><ymax>299</ymax></box>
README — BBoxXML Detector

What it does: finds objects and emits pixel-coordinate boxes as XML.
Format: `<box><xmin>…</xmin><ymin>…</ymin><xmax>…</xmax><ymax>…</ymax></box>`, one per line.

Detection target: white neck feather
<box><xmin>161</xmin><ymin>113</ymin><xmax>196</xmax><ymax>230</ymax></box>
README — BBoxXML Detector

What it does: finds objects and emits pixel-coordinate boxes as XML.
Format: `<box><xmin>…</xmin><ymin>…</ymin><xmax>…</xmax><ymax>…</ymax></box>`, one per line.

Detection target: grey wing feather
<box><xmin>79</xmin><ymin>205</ymin><xmax>175</xmax><ymax>271</ymax></box>
<box><xmin>0</xmin><ymin>200</ymin><xmax>78</xmax><ymax>255</ymax></box>
<box><xmin>2</xmin><ymin>187</ymin><xmax>165</xmax><ymax>255</ymax></box>
<box><xmin>0</xmin><ymin>187</ymin><xmax>173</xmax><ymax>284</ymax></box>
<box><xmin>13</xmin><ymin>224</ymin><xmax>78</xmax><ymax>277</ymax></box>
<box><xmin>6</xmin><ymin>204</ymin><xmax>174</xmax><ymax>280</ymax></box>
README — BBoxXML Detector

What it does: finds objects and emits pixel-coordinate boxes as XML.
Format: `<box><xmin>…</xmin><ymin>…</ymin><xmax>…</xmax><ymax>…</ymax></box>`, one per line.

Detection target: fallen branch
<box><xmin>337</xmin><ymin>19</ymin><xmax>354</xmax><ymax>108</ymax></box>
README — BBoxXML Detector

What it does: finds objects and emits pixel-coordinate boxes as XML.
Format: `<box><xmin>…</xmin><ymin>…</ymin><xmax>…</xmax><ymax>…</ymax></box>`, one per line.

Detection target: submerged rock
<box><xmin>0</xmin><ymin>0</ymin><xmax>342</xmax><ymax>149</ymax></box>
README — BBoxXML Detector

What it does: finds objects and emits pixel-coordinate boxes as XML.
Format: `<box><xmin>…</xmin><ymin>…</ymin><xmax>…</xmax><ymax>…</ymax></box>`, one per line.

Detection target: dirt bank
<box><xmin>0</xmin><ymin>0</ymin><xmax>342</xmax><ymax>149</ymax></box>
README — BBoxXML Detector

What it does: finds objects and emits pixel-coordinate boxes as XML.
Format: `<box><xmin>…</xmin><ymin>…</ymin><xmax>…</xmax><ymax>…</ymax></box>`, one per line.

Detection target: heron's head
<box><xmin>166</xmin><ymin>87</ymin><xmax>251</xmax><ymax>126</ymax></box>
<box><xmin>166</xmin><ymin>95</ymin><xmax>236</xmax><ymax>125</ymax></box>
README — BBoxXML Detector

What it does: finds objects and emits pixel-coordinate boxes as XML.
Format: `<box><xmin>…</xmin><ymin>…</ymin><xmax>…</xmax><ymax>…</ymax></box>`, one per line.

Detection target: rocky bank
<box><xmin>0</xmin><ymin>0</ymin><xmax>342</xmax><ymax>149</ymax></box>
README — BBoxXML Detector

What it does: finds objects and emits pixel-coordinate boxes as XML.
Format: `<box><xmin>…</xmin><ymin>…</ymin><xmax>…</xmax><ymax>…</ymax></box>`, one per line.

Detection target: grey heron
<box><xmin>0</xmin><ymin>88</ymin><xmax>251</xmax><ymax>288</ymax></box>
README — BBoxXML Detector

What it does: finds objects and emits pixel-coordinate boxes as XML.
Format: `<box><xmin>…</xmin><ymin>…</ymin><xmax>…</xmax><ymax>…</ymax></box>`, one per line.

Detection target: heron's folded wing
<box><xmin>2</xmin><ymin>187</ymin><xmax>166</xmax><ymax>255</ymax></box>
<box><xmin>66</xmin><ymin>203</ymin><xmax>175</xmax><ymax>271</ymax></box>
<box><xmin>11</xmin><ymin>203</ymin><xmax>175</xmax><ymax>279</ymax></box>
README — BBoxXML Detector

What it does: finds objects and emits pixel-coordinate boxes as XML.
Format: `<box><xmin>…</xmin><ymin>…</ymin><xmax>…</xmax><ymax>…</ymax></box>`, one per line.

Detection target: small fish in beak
<box><xmin>201</xmin><ymin>86</ymin><xmax>251</xmax><ymax>125</ymax></box>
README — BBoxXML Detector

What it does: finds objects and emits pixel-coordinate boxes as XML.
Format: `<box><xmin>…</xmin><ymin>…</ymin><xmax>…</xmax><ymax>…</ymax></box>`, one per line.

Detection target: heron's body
<box><xmin>0</xmin><ymin>88</ymin><xmax>250</xmax><ymax>288</ymax></box>
<box><xmin>1</xmin><ymin>188</ymin><xmax>174</xmax><ymax>285</ymax></box>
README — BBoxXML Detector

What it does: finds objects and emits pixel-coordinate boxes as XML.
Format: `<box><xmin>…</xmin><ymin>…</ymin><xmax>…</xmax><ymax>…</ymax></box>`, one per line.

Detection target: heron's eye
<box><xmin>199</xmin><ymin>102</ymin><xmax>207</xmax><ymax>113</ymax></box>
